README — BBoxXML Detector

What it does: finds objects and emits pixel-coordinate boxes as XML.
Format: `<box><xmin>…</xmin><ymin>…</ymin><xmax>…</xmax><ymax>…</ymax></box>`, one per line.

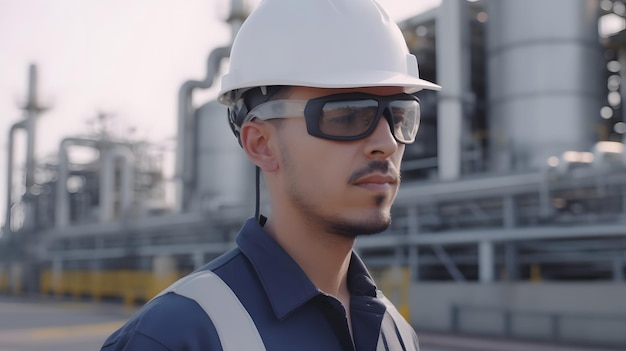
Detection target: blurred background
<box><xmin>1</xmin><ymin>0</ymin><xmax>625</xmax><ymax>350</ymax></box>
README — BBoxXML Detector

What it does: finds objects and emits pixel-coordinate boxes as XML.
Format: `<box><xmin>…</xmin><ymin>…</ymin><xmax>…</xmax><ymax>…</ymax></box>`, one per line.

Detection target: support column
<box><xmin>51</xmin><ymin>258</ymin><xmax>62</xmax><ymax>296</ymax></box>
<box><xmin>55</xmin><ymin>143</ymin><xmax>69</xmax><ymax>229</ymax></box>
<box><xmin>5</xmin><ymin>64</ymin><xmax>47</xmax><ymax>232</ymax></box>
<box><xmin>22</xmin><ymin>64</ymin><xmax>44</xmax><ymax>232</ymax></box>
<box><xmin>613</xmin><ymin>256</ymin><xmax>624</xmax><ymax>282</ymax></box>
<box><xmin>99</xmin><ymin>147</ymin><xmax>114</xmax><ymax>222</ymax></box>
<box><xmin>436</xmin><ymin>0</ymin><xmax>471</xmax><ymax>180</ymax></box>
<box><xmin>152</xmin><ymin>255</ymin><xmax>178</xmax><ymax>296</ymax></box>
<box><xmin>503</xmin><ymin>195</ymin><xmax>516</xmax><ymax>229</ymax></box>
<box><xmin>5</xmin><ymin>124</ymin><xmax>21</xmax><ymax>232</ymax></box>
<box><xmin>24</xmin><ymin>64</ymin><xmax>39</xmax><ymax>189</ymax></box>
<box><xmin>617</xmin><ymin>48</ymin><xmax>626</xmax><ymax>146</ymax></box>
<box><xmin>193</xmin><ymin>251</ymin><xmax>205</xmax><ymax>270</ymax></box>
<box><xmin>407</xmin><ymin>205</ymin><xmax>420</xmax><ymax>281</ymax></box>
<box><xmin>479</xmin><ymin>240</ymin><xmax>494</xmax><ymax>283</ymax></box>
<box><xmin>408</xmin><ymin>246</ymin><xmax>419</xmax><ymax>282</ymax></box>
<box><xmin>504</xmin><ymin>243</ymin><xmax>519</xmax><ymax>281</ymax></box>
<box><xmin>503</xmin><ymin>196</ymin><xmax>518</xmax><ymax>281</ymax></box>
<box><xmin>10</xmin><ymin>263</ymin><xmax>23</xmax><ymax>295</ymax></box>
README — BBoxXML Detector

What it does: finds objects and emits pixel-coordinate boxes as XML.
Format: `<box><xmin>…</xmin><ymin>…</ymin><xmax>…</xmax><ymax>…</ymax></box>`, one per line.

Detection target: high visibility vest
<box><xmin>153</xmin><ymin>270</ymin><xmax>418</xmax><ymax>351</ymax></box>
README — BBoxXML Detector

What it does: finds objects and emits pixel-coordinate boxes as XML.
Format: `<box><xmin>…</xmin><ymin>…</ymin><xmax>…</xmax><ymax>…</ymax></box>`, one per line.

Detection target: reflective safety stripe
<box><xmin>154</xmin><ymin>271</ymin><xmax>266</xmax><ymax>351</ymax></box>
<box><xmin>377</xmin><ymin>312</ymin><xmax>404</xmax><ymax>351</ymax></box>
<box><xmin>376</xmin><ymin>293</ymin><xmax>420</xmax><ymax>351</ymax></box>
<box><xmin>153</xmin><ymin>272</ymin><xmax>416</xmax><ymax>351</ymax></box>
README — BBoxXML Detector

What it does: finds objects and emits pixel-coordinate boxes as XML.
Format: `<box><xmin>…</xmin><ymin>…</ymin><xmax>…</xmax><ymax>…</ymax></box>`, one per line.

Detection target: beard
<box><xmin>270</xmin><ymin>129</ymin><xmax>399</xmax><ymax>239</ymax></box>
<box><xmin>323</xmin><ymin>211</ymin><xmax>392</xmax><ymax>238</ymax></box>
<box><xmin>278</xmin><ymin>138</ymin><xmax>393</xmax><ymax>238</ymax></box>
<box><xmin>289</xmin><ymin>185</ymin><xmax>392</xmax><ymax>238</ymax></box>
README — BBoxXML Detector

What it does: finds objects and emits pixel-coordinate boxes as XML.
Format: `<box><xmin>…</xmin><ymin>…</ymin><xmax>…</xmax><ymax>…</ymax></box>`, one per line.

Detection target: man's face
<box><xmin>270</xmin><ymin>86</ymin><xmax>407</xmax><ymax>238</ymax></box>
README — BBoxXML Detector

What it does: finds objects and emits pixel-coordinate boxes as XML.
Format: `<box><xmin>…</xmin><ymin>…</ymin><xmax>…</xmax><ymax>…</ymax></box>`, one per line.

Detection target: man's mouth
<box><xmin>352</xmin><ymin>174</ymin><xmax>397</xmax><ymax>192</ymax></box>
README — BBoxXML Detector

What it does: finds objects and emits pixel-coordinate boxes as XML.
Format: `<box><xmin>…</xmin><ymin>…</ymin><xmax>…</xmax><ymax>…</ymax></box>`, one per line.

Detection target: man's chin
<box><xmin>326</xmin><ymin>214</ymin><xmax>391</xmax><ymax>238</ymax></box>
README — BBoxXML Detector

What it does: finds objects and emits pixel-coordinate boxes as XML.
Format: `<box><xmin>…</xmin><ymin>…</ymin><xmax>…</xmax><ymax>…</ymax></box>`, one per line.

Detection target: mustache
<box><xmin>347</xmin><ymin>161</ymin><xmax>399</xmax><ymax>184</ymax></box>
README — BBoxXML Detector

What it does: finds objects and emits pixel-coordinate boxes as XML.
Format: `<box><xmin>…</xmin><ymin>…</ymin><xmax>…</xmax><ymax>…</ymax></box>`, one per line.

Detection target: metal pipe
<box><xmin>56</xmin><ymin>138</ymin><xmax>136</xmax><ymax>227</ymax></box>
<box><xmin>24</xmin><ymin>64</ymin><xmax>39</xmax><ymax>189</ymax></box>
<box><xmin>100</xmin><ymin>144</ymin><xmax>135</xmax><ymax>222</ymax></box>
<box><xmin>175</xmin><ymin>45</ymin><xmax>231</xmax><ymax>212</ymax></box>
<box><xmin>617</xmin><ymin>48</ymin><xmax>626</xmax><ymax>148</ymax></box>
<box><xmin>55</xmin><ymin>138</ymin><xmax>98</xmax><ymax>229</ymax></box>
<box><xmin>479</xmin><ymin>240</ymin><xmax>495</xmax><ymax>283</ymax></box>
<box><xmin>4</xmin><ymin>64</ymin><xmax>46</xmax><ymax>233</ymax></box>
<box><xmin>99</xmin><ymin>147</ymin><xmax>114</xmax><ymax>222</ymax></box>
<box><xmin>117</xmin><ymin>146</ymin><xmax>135</xmax><ymax>219</ymax></box>
<box><xmin>5</xmin><ymin>121</ymin><xmax>25</xmax><ymax>233</ymax></box>
<box><xmin>174</xmin><ymin>0</ymin><xmax>254</xmax><ymax>213</ymax></box>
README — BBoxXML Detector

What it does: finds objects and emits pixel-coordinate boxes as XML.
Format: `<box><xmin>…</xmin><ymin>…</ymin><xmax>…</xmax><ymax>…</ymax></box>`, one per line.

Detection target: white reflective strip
<box><xmin>377</xmin><ymin>312</ymin><xmax>404</xmax><ymax>351</ymax></box>
<box><xmin>151</xmin><ymin>271</ymin><xmax>206</xmax><ymax>300</ymax></box>
<box><xmin>155</xmin><ymin>271</ymin><xmax>266</xmax><ymax>351</ymax></box>
<box><xmin>379</xmin><ymin>294</ymin><xmax>419</xmax><ymax>351</ymax></box>
<box><xmin>376</xmin><ymin>332</ymin><xmax>386</xmax><ymax>351</ymax></box>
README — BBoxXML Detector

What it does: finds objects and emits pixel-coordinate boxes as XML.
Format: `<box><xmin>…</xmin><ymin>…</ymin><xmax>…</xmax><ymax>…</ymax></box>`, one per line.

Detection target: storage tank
<box><xmin>194</xmin><ymin>100</ymin><xmax>255</xmax><ymax>214</ymax></box>
<box><xmin>487</xmin><ymin>0</ymin><xmax>604</xmax><ymax>172</ymax></box>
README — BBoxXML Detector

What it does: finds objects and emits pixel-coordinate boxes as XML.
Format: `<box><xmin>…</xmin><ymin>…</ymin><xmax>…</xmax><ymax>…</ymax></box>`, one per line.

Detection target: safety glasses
<box><xmin>245</xmin><ymin>92</ymin><xmax>421</xmax><ymax>144</ymax></box>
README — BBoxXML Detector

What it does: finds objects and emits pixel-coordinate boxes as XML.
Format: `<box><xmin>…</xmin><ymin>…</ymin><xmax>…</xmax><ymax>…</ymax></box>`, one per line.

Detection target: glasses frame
<box><xmin>245</xmin><ymin>92</ymin><xmax>421</xmax><ymax>144</ymax></box>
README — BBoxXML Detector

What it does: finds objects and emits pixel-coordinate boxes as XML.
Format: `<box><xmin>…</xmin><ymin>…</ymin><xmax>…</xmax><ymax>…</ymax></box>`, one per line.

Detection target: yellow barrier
<box><xmin>40</xmin><ymin>269</ymin><xmax>182</xmax><ymax>306</ymax></box>
<box><xmin>0</xmin><ymin>265</ymin><xmax>22</xmax><ymax>295</ymax></box>
<box><xmin>40</xmin><ymin>267</ymin><xmax>411</xmax><ymax>314</ymax></box>
<box><xmin>530</xmin><ymin>264</ymin><xmax>543</xmax><ymax>282</ymax></box>
<box><xmin>371</xmin><ymin>266</ymin><xmax>411</xmax><ymax>321</ymax></box>
<box><xmin>0</xmin><ymin>269</ymin><xmax>7</xmax><ymax>293</ymax></box>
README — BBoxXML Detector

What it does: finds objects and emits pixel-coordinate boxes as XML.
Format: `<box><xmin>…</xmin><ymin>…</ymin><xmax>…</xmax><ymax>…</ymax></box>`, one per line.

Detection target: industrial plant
<box><xmin>1</xmin><ymin>0</ymin><xmax>625</xmax><ymax>348</ymax></box>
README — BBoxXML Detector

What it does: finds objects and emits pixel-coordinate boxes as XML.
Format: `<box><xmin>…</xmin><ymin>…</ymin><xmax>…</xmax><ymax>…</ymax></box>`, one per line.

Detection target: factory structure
<box><xmin>2</xmin><ymin>0</ymin><xmax>626</xmax><ymax>347</ymax></box>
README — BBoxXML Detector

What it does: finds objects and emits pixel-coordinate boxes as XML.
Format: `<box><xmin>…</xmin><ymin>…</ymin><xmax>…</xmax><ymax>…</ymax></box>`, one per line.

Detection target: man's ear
<box><xmin>240</xmin><ymin>120</ymin><xmax>279</xmax><ymax>172</ymax></box>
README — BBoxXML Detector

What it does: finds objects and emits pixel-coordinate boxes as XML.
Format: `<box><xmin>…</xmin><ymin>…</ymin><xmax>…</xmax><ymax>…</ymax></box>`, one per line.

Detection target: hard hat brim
<box><xmin>219</xmin><ymin>70</ymin><xmax>441</xmax><ymax>105</ymax></box>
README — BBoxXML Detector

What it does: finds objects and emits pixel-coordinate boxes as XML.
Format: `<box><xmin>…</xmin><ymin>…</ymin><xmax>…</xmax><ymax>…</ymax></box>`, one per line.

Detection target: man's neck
<box><xmin>263</xmin><ymin>214</ymin><xmax>354</xmax><ymax>299</ymax></box>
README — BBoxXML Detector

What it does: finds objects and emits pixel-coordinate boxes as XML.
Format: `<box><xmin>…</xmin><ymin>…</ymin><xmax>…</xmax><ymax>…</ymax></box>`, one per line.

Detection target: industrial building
<box><xmin>2</xmin><ymin>0</ymin><xmax>626</xmax><ymax>348</ymax></box>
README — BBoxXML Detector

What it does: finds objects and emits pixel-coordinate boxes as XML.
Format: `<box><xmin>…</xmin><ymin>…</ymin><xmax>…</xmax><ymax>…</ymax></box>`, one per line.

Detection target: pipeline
<box><xmin>55</xmin><ymin>138</ymin><xmax>136</xmax><ymax>229</ymax></box>
<box><xmin>174</xmin><ymin>0</ymin><xmax>253</xmax><ymax>212</ymax></box>
<box><xmin>175</xmin><ymin>45</ymin><xmax>231</xmax><ymax>212</ymax></box>
<box><xmin>4</xmin><ymin>64</ymin><xmax>44</xmax><ymax>233</ymax></box>
<box><xmin>5</xmin><ymin>121</ymin><xmax>26</xmax><ymax>233</ymax></box>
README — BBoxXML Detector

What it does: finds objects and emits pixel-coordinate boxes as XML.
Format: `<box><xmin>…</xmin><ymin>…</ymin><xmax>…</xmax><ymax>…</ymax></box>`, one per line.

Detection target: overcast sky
<box><xmin>0</xmin><ymin>0</ymin><xmax>442</xmax><ymax>226</ymax></box>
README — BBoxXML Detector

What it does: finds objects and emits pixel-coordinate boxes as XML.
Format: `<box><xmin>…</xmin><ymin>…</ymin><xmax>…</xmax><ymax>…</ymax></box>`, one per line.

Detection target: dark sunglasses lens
<box><xmin>319</xmin><ymin>100</ymin><xmax>379</xmax><ymax>137</ymax></box>
<box><xmin>390</xmin><ymin>100</ymin><xmax>420</xmax><ymax>143</ymax></box>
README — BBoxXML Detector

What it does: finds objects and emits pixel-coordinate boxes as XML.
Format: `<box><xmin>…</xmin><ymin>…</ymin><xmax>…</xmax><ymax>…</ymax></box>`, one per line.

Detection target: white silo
<box><xmin>193</xmin><ymin>100</ymin><xmax>255</xmax><ymax>215</ymax></box>
<box><xmin>487</xmin><ymin>0</ymin><xmax>604</xmax><ymax>172</ymax></box>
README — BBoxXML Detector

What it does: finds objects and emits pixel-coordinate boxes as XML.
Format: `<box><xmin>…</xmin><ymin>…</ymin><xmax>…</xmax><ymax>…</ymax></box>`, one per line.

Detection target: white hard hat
<box><xmin>219</xmin><ymin>0</ymin><xmax>441</xmax><ymax>106</ymax></box>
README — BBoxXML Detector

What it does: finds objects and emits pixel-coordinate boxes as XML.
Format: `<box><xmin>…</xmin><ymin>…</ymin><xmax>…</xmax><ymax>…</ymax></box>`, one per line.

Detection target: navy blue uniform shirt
<box><xmin>101</xmin><ymin>218</ymin><xmax>418</xmax><ymax>350</ymax></box>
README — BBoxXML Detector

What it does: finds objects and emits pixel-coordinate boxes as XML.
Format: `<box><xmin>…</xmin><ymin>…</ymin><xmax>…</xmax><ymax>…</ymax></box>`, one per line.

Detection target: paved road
<box><xmin>0</xmin><ymin>295</ymin><xmax>135</xmax><ymax>351</ymax></box>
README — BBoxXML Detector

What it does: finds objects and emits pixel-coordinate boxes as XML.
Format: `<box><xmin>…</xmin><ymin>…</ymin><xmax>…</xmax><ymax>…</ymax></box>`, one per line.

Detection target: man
<box><xmin>101</xmin><ymin>0</ymin><xmax>440</xmax><ymax>350</ymax></box>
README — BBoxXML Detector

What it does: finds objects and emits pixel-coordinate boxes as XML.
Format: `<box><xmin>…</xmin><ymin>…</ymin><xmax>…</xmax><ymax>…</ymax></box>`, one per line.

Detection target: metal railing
<box><xmin>450</xmin><ymin>304</ymin><xmax>626</xmax><ymax>348</ymax></box>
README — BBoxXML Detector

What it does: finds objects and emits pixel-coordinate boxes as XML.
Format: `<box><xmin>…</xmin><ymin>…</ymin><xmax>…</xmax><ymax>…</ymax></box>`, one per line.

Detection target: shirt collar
<box><xmin>236</xmin><ymin>217</ymin><xmax>378</xmax><ymax>320</ymax></box>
